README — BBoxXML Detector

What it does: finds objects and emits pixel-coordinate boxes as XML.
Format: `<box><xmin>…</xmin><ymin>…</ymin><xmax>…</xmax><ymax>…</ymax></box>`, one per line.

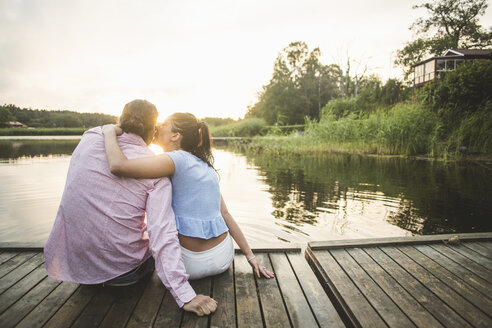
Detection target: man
<box><xmin>44</xmin><ymin>99</ymin><xmax>217</xmax><ymax>316</ymax></box>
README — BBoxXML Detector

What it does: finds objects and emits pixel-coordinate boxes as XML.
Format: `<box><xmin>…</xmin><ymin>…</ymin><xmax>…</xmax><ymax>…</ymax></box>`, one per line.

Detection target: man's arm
<box><xmin>145</xmin><ymin>178</ymin><xmax>217</xmax><ymax>315</ymax></box>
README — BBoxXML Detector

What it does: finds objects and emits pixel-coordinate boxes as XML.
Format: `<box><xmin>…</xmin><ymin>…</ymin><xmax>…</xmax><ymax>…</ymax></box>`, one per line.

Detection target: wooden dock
<box><xmin>306</xmin><ymin>233</ymin><xmax>492</xmax><ymax>328</ymax></box>
<box><xmin>0</xmin><ymin>246</ymin><xmax>343</xmax><ymax>328</ymax></box>
<box><xmin>0</xmin><ymin>232</ymin><xmax>490</xmax><ymax>327</ymax></box>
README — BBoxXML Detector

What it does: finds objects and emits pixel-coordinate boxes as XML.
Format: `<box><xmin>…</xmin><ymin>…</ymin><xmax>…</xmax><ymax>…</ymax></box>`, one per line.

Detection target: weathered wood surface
<box><xmin>0</xmin><ymin>249</ymin><xmax>343</xmax><ymax>328</ymax></box>
<box><xmin>307</xmin><ymin>235</ymin><xmax>492</xmax><ymax>328</ymax></box>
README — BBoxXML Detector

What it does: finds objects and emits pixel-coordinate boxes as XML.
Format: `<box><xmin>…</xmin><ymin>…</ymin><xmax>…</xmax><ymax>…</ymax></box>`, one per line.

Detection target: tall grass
<box><xmin>241</xmin><ymin>103</ymin><xmax>445</xmax><ymax>157</ymax></box>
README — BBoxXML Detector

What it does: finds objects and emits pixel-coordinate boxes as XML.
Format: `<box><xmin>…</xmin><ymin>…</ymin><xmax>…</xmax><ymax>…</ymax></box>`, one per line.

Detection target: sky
<box><xmin>1</xmin><ymin>0</ymin><xmax>492</xmax><ymax>120</ymax></box>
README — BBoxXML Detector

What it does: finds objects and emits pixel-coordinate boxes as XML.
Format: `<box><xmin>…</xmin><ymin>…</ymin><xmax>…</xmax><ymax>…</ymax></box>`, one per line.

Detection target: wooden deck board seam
<box><xmin>343</xmin><ymin>247</ymin><xmax>421</xmax><ymax>328</ymax></box>
<box><xmin>252</xmin><ymin>258</ymin><xmax>268</xmax><ymax>328</ymax></box>
<box><xmin>428</xmin><ymin>244</ymin><xmax>492</xmax><ymax>283</ymax></box>
<box><xmin>328</xmin><ymin>249</ymin><xmax>393</xmax><ymax>328</ymax></box>
<box><xmin>430</xmin><ymin>243</ymin><xmax>492</xmax><ymax>279</ymax></box>
<box><xmin>0</xmin><ymin>259</ymin><xmax>46</xmax><ymax>313</ymax></box>
<box><xmin>361</xmin><ymin>247</ymin><xmax>451</xmax><ymax>328</ymax></box>
<box><xmin>9</xmin><ymin>276</ymin><xmax>62</xmax><ymax>326</ymax></box>
<box><xmin>267</xmin><ymin>253</ymin><xmax>294</xmax><ymax>328</ymax></box>
<box><xmin>38</xmin><ymin>284</ymin><xmax>81</xmax><ymax>327</ymax></box>
<box><xmin>447</xmin><ymin>245</ymin><xmax>492</xmax><ymax>271</ymax></box>
<box><xmin>0</xmin><ymin>252</ymin><xmax>39</xmax><ymax>280</ymax></box>
<box><xmin>305</xmin><ymin>248</ymin><xmax>360</xmax><ymax>328</ymax></box>
<box><xmin>232</xmin><ymin>259</ymin><xmax>238</xmax><ymax>328</ymax></box>
<box><xmin>379</xmin><ymin>246</ymin><xmax>480</xmax><ymax>327</ymax></box>
<box><xmin>284</xmin><ymin>252</ymin><xmax>321</xmax><ymax>328</ymax></box>
<box><xmin>409</xmin><ymin>245</ymin><xmax>492</xmax><ymax>304</ymax></box>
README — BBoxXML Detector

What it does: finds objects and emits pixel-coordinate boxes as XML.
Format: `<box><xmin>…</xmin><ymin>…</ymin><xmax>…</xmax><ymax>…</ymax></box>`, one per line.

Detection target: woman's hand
<box><xmin>102</xmin><ymin>124</ymin><xmax>123</xmax><ymax>136</ymax></box>
<box><xmin>248</xmin><ymin>256</ymin><xmax>275</xmax><ymax>279</ymax></box>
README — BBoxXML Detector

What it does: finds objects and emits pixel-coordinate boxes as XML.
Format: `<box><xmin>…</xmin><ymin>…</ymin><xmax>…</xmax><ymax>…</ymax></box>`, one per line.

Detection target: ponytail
<box><xmin>169</xmin><ymin>113</ymin><xmax>215</xmax><ymax>168</ymax></box>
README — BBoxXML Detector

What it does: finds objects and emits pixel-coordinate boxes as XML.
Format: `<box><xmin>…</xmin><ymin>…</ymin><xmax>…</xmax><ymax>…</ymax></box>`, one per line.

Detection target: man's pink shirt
<box><xmin>44</xmin><ymin>127</ymin><xmax>196</xmax><ymax>307</ymax></box>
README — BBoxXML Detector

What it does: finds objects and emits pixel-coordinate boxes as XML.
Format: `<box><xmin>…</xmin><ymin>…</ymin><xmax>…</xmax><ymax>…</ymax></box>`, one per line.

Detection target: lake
<box><xmin>0</xmin><ymin>136</ymin><xmax>491</xmax><ymax>245</ymax></box>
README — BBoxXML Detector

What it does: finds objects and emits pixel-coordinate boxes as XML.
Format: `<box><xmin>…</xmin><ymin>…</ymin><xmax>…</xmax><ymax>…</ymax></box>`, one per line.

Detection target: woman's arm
<box><xmin>220</xmin><ymin>194</ymin><xmax>275</xmax><ymax>279</ymax></box>
<box><xmin>102</xmin><ymin>125</ymin><xmax>175</xmax><ymax>179</ymax></box>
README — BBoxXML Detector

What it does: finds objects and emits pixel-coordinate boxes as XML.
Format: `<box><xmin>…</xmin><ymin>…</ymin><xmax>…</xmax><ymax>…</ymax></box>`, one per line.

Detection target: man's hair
<box><xmin>119</xmin><ymin>100</ymin><xmax>158</xmax><ymax>142</ymax></box>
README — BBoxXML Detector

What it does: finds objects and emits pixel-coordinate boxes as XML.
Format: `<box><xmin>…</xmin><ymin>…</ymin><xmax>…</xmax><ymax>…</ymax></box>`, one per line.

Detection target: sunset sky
<box><xmin>1</xmin><ymin>0</ymin><xmax>492</xmax><ymax>119</ymax></box>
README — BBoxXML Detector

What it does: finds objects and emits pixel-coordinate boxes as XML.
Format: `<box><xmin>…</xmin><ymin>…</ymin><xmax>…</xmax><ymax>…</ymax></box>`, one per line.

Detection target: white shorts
<box><xmin>180</xmin><ymin>232</ymin><xmax>234</xmax><ymax>280</ymax></box>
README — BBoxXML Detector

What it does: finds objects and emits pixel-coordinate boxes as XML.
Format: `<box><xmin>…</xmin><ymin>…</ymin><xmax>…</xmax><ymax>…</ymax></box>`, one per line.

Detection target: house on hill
<box><xmin>413</xmin><ymin>49</ymin><xmax>492</xmax><ymax>88</ymax></box>
<box><xmin>0</xmin><ymin>121</ymin><xmax>27</xmax><ymax>128</ymax></box>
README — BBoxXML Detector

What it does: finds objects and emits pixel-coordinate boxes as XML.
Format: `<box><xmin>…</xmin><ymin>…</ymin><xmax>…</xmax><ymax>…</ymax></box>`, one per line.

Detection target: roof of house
<box><xmin>445</xmin><ymin>49</ymin><xmax>492</xmax><ymax>56</ymax></box>
<box><xmin>413</xmin><ymin>48</ymin><xmax>492</xmax><ymax>66</ymax></box>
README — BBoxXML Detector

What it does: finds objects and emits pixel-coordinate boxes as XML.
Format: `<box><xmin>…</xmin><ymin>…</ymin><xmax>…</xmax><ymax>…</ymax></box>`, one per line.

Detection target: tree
<box><xmin>247</xmin><ymin>41</ymin><xmax>340</xmax><ymax>125</ymax></box>
<box><xmin>396</xmin><ymin>0</ymin><xmax>492</xmax><ymax>80</ymax></box>
<box><xmin>0</xmin><ymin>107</ymin><xmax>15</xmax><ymax>123</ymax></box>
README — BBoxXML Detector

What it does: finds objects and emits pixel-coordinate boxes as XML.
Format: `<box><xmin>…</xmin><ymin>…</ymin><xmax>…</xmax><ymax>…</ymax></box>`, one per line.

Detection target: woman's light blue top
<box><xmin>167</xmin><ymin>150</ymin><xmax>228</xmax><ymax>239</ymax></box>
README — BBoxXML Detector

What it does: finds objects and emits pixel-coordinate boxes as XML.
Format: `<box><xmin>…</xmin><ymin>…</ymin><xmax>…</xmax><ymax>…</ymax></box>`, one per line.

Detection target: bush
<box><xmin>321</xmin><ymin>98</ymin><xmax>358</xmax><ymax>120</ymax></box>
<box><xmin>210</xmin><ymin>118</ymin><xmax>267</xmax><ymax>137</ymax></box>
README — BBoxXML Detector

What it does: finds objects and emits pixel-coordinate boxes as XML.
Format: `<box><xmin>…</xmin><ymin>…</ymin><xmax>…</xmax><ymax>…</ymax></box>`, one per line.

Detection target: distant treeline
<box><xmin>0</xmin><ymin>104</ymin><xmax>117</xmax><ymax>128</ymax></box>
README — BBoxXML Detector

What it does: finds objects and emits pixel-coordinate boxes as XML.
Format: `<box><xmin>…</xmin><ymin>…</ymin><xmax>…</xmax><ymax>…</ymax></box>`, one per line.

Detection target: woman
<box><xmin>102</xmin><ymin>112</ymin><xmax>274</xmax><ymax>280</ymax></box>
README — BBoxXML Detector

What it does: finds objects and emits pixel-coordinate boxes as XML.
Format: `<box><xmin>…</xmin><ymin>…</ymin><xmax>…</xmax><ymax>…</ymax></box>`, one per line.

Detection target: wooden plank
<box><xmin>0</xmin><ymin>242</ymin><xmax>44</xmax><ymax>250</ymax></box>
<box><xmin>0</xmin><ymin>263</ymin><xmax>46</xmax><ymax>314</ymax></box>
<box><xmin>445</xmin><ymin>244</ymin><xmax>492</xmax><ymax>271</ymax></box>
<box><xmin>347</xmin><ymin>248</ymin><xmax>443</xmax><ymax>328</ymax></box>
<box><xmin>0</xmin><ymin>251</ymin><xmax>38</xmax><ymax>279</ymax></box>
<box><xmin>414</xmin><ymin>245</ymin><xmax>492</xmax><ymax>298</ymax></box>
<box><xmin>330</xmin><ymin>249</ymin><xmax>415</xmax><ymax>328</ymax></box>
<box><xmin>269</xmin><ymin>252</ymin><xmax>319</xmax><ymax>327</ymax></box>
<box><xmin>308</xmin><ymin>249</ymin><xmax>386</xmax><ymax>327</ymax></box>
<box><xmin>382</xmin><ymin>246</ymin><xmax>491</xmax><ymax>327</ymax></box>
<box><xmin>431</xmin><ymin>244</ymin><xmax>492</xmax><ymax>283</ymax></box>
<box><xmin>0</xmin><ymin>251</ymin><xmax>20</xmax><ymax>265</ymax></box>
<box><xmin>236</xmin><ymin>245</ymin><xmax>302</xmax><ymax>253</ymax></box>
<box><xmin>210</xmin><ymin>265</ymin><xmax>236</xmax><ymax>328</ymax></box>
<box><xmin>15</xmin><ymin>282</ymin><xmax>79</xmax><ymax>328</ymax></box>
<box><xmin>234</xmin><ymin>254</ymin><xmax>263</xmax><ymax>328</ymax></box>
<box><xmin>481</xmin><ymin>241</ymin><xmax>492</xmax><ymax>250</ymax></box>
<box><xmin>308</xmin><ymin>232</ymin><xmax>492</xmax><ymax>250</ymax></box>
<box><xmin>99</xmin><ymin>279</ymin><xmax>148</xmax><ymax>328</ymax></box>
<box><xmin>398</xmin><ymin>245</ymin><xmax>492</xmax><ymax>315</ymax></box>
<box><xmin>70</xmin><ymin>286</ymin><xmax>118</xmax><ymax>328</ymax></box>
<box><xmin>364</xmin><ymin>247</ymin><xmax>472</xmax><ymax>328</ymax></box>
<box><xmin>126</xmin><ymin>271</ymin><xmax>166</xmax><ymax>328</ymax></box>
<box><xmin>0</xmin><ymin>276</ymin><xmax>60</xmax><ymax>327</ymax></box>
<box><xmin>181</xmin><ymin>276</ymin><xmax>212</xmax><ymax>328</ymax></box>
<box><xmin>254</xmin><ymin>253</ymin><xmax>290</xmax><ymax>328</ymax></box>
<box><xmin>0</xmin><ymin>252</ymin><xmax>42</xmax><ymax>292</ymax></box>
<box><xmin>154</xmin><ymin>287</ymin><xmax>183</xmax><ymax>327</ymax></box>
<box><xmin>287</xmin><ymin>252</ymin><xmax>344</xmax><ymax>328</ymax></box>
<box><xmin>462</xmin><ymin>242</ymin><xmax>492</xmax><ymax>259</ymax></box>
<box><xmin>43</xmin><ymin>285</ymin><xmax>100</xmax><ymax>328</ymax></box>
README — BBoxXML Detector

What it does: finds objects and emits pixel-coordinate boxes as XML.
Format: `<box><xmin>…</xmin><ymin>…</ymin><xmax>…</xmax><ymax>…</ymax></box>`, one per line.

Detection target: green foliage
<box><xmin>422</xmin><ymin>59</ymin><xmax>492</xmax><ymax>132</ymax></box>
<box><xmin>210</xmin><ymin>118</ymin><xmax>267</xmax><ymax>137</ymax></box>
<box><xmin>247</xmin><ymin>41</ymin><xmax>341</xmax><ymax>125</ymax></box>
<box><xmin>321</xmin><ymin>98</ymin><xmax>359</xmax><ymax>120</ymax></box>
<box><xmin>395</xmin><ymin>0</ymin><xmax>491</xmax><ymax>79</ymax></box>
<box><xmin>0</xmin><ymin>107</ymin><xmax>15</xmax><ymax>123</ymax></box>
<box><xmin>0</xmin><ymin>128</ymin><xmax>87</xmax><ymax>136</ymax></box>
<box><xmin>202</xmin><ymin>117</ymin><xmax>235</xmax><ymax>127</ymax></box>
<box><xmin>0</xmin><ymin>104</ymin><xmax>117</xmax><ymax>128</ymax></box>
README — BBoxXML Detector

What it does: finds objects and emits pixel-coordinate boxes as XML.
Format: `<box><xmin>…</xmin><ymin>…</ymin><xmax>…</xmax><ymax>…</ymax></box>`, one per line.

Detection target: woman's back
<box><xmin>167</xmin><ymin>150</ymin><xmax>229</xmax><ymax>241</ymax></box>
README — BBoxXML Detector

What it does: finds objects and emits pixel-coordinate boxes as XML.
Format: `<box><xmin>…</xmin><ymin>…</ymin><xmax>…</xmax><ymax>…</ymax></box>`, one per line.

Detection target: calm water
<box><xmin>0</xmin><ymin>137</ymin><xmax>491</xmax><ymax>245</ymax></box>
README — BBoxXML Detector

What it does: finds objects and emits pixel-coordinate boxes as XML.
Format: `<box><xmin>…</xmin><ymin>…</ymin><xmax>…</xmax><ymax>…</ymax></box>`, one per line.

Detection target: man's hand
<box><xmin>102</xmin><ymin>124</ymin><xmax>123</xmax><ymax>136</ymax></box>
<box><xmin>183</xmin><ymin>294</ymin><xmax>218</xmax><ymax>316</ymax></box>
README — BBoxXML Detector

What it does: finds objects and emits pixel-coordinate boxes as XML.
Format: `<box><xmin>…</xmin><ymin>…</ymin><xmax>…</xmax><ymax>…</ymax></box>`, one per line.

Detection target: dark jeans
<box><xmin>104</xmin><ymin>257</ymin><xmax>154</xmax><ymax>286</ymax></box>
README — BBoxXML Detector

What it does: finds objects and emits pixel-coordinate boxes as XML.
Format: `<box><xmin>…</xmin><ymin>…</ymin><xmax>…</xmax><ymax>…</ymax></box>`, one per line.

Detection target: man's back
<box><xmin>45</xmin><ymin>127</ymin><xmax>161</xmax><ymax>283</ymax></box>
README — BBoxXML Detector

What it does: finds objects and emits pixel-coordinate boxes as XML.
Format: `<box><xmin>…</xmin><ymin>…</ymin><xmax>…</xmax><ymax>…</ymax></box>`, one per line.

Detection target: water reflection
<box><xmin>230</xmin><ymin>149</ymin><xmax>492</xmax><ymax>236</ymax></box>
<box><xmin>1</xmin><ymin>137</ymin><xmax>490</xmax><ymax>244</ymax></box>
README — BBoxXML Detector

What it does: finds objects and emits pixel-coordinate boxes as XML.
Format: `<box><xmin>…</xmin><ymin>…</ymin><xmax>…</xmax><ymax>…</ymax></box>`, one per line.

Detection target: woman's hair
<box><xmin>119</xmin><ymin>100</ymin><xmax>158</xmax><ymax>143</ymax></box>
<box><xmin>169</xmin><ymin>112</ymin><xmax>214</xmax><ymax>168</ymax></box>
